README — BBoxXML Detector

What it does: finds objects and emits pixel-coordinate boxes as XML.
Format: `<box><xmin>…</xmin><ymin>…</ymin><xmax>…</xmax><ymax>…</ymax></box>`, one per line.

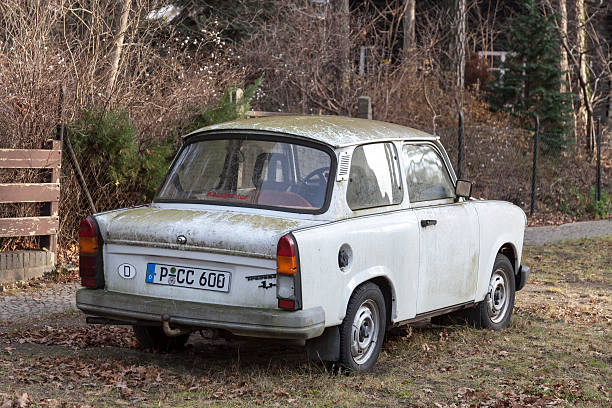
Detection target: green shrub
<box><xmin>586</xmin><ymin>187</ymin><xmax>611</xmax><ymax>219</ymax></box>
<box><xmin>68</xmin><ymin>107</ymin><xmax>175</xmax><ymax>201</ymax></box>
<box><xmin>185</xmin><ymin>76</ymin><xmax>263</xmax><ymax>133</ymax></box>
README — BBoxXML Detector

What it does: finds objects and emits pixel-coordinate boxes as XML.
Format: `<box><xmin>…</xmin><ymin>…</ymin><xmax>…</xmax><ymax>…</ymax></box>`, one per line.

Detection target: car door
<box><xmin>402</xmin><ymin>143</ymin><xmax>479</xmax><ymax>314</ymax></box>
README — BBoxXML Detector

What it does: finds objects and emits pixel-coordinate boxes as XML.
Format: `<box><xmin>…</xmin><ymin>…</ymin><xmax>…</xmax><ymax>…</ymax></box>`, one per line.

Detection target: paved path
<box><xmin>0</xmin><ymin>219</ymin><xmax>609</xmax><ymax>323</ymax></box>
<box><xmin>0</xmin><ymin>282</ymin><xmax>79</xmax><ymax>322</ymax></box>
<box><xmin>524</xmin><ymin>219</ymin><xmax>611</xmax><ymax>246</ymax></box>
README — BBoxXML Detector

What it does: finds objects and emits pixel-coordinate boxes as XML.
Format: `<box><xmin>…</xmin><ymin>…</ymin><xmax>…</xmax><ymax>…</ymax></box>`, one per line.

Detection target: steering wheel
<box><xmin>296</xmin><ymin>167</ymin><xmax>329</xmax><ymax>206</ymax></box>
<box><xmin>302</xmin><ymin>166</ymin><xmax>329</xmax><ymax>187</ymax></box>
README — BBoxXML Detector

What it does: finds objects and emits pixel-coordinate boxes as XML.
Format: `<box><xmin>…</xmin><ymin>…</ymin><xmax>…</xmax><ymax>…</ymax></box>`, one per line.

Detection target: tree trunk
<box><xmin>575</xmin><ymin>0</ymin><xmax>594</xmax><ymax>150</ymax></box>
<box><xmin>107</xmin><ymin>0</ymin><xmax>131</xmax><ymax>99</ymax></box>
<box><xmin>558</xmin><ymin>0</ymin><xmax>577</xmax><ymax>139</ymax></box>
<box><xmin>455</xmin><ymin>0</ymin><xmax>466</xmax><ymax>90</ymax></box>
<box><xmin>330</xmin><ymin>0</ymin><xmax>350</xmax><ymax>113</ymax></box>
<box><xmin>403</xmin><ymin>0</ymin><xmax>416</xmax><ymax>57</ymax></box>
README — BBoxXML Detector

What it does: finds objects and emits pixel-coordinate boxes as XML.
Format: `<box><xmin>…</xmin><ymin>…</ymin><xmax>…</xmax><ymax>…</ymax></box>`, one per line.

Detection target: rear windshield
<box><xmin>156</xmin><ymin>136</ymin><xmax>333</xmax><ymax>212</ymax></box>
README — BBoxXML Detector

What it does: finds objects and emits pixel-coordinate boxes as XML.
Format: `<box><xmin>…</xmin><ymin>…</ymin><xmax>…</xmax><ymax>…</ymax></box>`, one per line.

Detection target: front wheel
<box><xmin>471</xmin><ymin>253</ymin><xmax>516</xmax><ymax>330</ymax></box>
<box><xmin>339</xmin><ymin>283</ymin><xmax>386</xmax><ymax>372</ymax></box>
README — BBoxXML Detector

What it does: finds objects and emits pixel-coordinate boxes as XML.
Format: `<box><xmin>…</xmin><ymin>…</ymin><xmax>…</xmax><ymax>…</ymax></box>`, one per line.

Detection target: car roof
<box><xmin>184</xmin><ymin>115</ymin><xmax>437</xmax><ymax>148</ymax></box>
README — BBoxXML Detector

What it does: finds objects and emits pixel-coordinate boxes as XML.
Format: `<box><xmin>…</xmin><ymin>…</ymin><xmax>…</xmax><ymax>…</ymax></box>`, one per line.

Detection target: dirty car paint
<box><xmin>187</xmin><ymin>115</ymin><xmax>437</xmax><ymax>148</ymax></box>
<box><xmin>95</xmin><ymin>205</ymin><xmax>322</xmax><ymax>259</ymax></box>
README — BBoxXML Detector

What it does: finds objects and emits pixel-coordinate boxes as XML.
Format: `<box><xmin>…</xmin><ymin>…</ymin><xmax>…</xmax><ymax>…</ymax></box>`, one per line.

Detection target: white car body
<box><xmin>77</xmin><ymin>116</ymin><xmax>528</xmax><ymax>369</ymax></box>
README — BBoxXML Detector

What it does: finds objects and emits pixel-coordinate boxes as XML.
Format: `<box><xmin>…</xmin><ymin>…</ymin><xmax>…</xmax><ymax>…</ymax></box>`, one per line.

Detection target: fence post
<box><xmin>359</xmin><ymin>46</ymin><xmax>366</xmax><ymax>77</ymax></box>
<box><xmin>596</xmin><ymin>116</ymin><xmax>601</xmax><ymax>202</ymax></box>
<box><xmin>65</xmin><ymin>136</ymin><xmax>97</xmax><ymax>215</ymax></box>
<box><xmin>530</xmin><ymin>115</ymin><xmax>539</xmax><ymax>216</ymax></box>
<box><xmin>56</xmin><ymin>84</ymin><xmax>65</xmax><ymax>141</ymax></box>
<box><xmin>457</xmin><ymin>109</ymin><xmax>463</xmax><ymax>179</ymax></box>
<box><xmin>357</xmin><ymin>96</ymin><xmax>372</xmax><ymax>119</ymax></box>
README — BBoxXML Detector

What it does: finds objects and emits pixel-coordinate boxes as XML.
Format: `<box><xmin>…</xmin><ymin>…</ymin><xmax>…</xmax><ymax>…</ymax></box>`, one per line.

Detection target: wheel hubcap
<box><xmin>487</xmin><ymin>269</ymin><xmax>509</xmax><ymax>324</ymax></box>
<box><xmin>350</xmin><ymin>299</ymin><xmax>380</xmax><ymax>365</ymax></box>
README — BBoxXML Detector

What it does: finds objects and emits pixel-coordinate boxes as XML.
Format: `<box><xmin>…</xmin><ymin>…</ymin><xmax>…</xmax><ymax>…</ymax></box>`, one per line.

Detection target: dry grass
<box><xmin>0</xmin><ymin>238</ymin><xmax>610</xmax><ymax>407</ymax></box>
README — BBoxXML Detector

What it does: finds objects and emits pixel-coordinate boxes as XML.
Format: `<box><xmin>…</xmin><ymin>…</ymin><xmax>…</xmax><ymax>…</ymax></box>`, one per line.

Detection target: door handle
<box><xmin>420</xmin><ymin>219</ymin><xmax>437</xmax><ymax>228</ymax></box>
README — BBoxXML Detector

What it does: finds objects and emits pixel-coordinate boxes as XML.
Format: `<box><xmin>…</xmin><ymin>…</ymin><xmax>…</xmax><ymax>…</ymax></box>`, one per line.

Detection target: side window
<box><xmin>346</xmin><ymin>143</ymin><xmax>402</xmax><ymax>210</ymax></box>
<box><xmin>402</xmin><ymin>144</ymin><xmax>455</xmax><ymax>203</ymax></box>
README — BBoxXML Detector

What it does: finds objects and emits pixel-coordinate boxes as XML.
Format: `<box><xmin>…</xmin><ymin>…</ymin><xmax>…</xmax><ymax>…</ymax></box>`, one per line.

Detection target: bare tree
<box><xmin>331</xmin><ymin>0</ymin><xmax>351</xmax><ymax>111</ymax></box>
<box><xmin>557</xmin><ymin>0</ymin><xmax>578</xmax><ymax>136</ymax></box>
<box><xmin>403</xmin><ymin>0</ymin><xmax>416</xmax><ymax>56</ymax></box>
<box><xmin>575</xmin><ymin>0</ymin><xmax>594</xmax><ymax>148</ymax></box>
<box><xmin>107</xmin><ymin>0</ymin><xmax>131</xmax><ymax>99</ymax></box>
<box><xmin>545</xmin><ymin>0</ymin><xmax>610</xmax><ymax>151</ymax></box>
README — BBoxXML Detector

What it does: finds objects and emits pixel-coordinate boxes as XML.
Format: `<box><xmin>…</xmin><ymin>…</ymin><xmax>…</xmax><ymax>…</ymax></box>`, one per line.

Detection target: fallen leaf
<box><xmin>16</xmin><ymin>392</ymin><xmax>28</xmax><ymax>408</ymax></box>
<box><xmin>274</xmin><ymin>390</ymin><xmax>290</xmax><ymax>398</ymax></box>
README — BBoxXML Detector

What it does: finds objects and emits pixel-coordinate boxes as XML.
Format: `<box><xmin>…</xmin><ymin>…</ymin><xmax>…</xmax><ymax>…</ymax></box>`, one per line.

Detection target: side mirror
<box><xmin>455</xmin><ymin>179</ymin><xmax>473</xmax><ymax>200</ymax></box>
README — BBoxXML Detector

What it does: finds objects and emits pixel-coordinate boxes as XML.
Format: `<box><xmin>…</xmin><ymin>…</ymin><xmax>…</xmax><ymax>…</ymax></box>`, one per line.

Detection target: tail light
<box><xmin>79</xmin><ymin>216</ymin><xmax>105</xmax><ymax>288</ymax></box>
<box><xmin>276</xmin><ymin>234</ymin><xmax>301</xmax><ymax>310</ymax></box>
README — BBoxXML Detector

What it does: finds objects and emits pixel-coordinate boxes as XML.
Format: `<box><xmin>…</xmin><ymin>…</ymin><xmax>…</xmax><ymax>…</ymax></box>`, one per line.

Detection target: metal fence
<box><xmin>436</xmin><ymin>112</ymin><xmax>610</xmax><ymax>217</ymax></box>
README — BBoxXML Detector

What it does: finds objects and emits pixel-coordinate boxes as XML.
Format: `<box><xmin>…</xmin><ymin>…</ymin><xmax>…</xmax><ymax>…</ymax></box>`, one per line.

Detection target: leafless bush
<box><xmin>241</xmin><ymin>0</ymin><xmax>488</xmax><ymax>131</ymax></box>
<box><xmin>0</xmin><ymin>0</ymin><xmax>244</xmax><ymax>253</ymax></box>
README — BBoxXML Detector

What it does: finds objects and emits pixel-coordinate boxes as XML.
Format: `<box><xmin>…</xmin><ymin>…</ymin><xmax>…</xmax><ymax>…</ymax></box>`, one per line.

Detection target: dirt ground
<box><xmin>0</xmin><ymin>237</ymin><xmax>610</xmax><ymax>407</ymax></box>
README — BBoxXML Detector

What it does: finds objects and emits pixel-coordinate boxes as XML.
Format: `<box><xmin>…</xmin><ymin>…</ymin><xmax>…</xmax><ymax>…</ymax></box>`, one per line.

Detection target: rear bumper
<box><xmin>516</xmin><ymin>264</ymin><xmax>530</xmax><ymax>291</ymax></box>
<box><xmin>76</xmin><ymin>289</ymin><xmax>325</xmax><ymax>340</ymax></box>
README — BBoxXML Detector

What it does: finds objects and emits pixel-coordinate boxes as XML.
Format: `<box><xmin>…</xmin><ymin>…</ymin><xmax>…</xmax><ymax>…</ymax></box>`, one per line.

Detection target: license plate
<box><xmin>145</xmin><ymin>263</ymin><xmax>231</xmax><ymax>292</ymax></box>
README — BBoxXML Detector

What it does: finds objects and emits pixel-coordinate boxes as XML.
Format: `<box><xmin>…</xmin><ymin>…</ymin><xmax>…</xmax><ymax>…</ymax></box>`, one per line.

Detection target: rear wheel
<box><xmin>339</xmin><ymin>283</ymin><xmax>386</xmax><ymax>372</ymax></box>
<box><xmin>132</xmin><ymin>325</ymin><xmax>190</xmax><ymax>351</ymax></box>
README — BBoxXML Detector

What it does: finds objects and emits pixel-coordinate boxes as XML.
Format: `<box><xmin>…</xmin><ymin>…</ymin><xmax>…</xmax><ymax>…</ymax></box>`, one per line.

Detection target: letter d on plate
<box><xmin>117</xmin><ymin>263</ymin><xmax>136</xmax><ymax>279</ymax></box>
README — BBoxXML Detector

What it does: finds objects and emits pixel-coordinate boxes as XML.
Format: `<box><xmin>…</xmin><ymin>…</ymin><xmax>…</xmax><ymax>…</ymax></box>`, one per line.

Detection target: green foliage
<box><xmin>68</xmin><ymin>107</ymin><xmax>175</xmax><ymax>201</ymax></box>
<box><xmin>69</xmin><ymin>108</ymin><xmax>138</xmax><ymax>184</ymax></box>
<box><xmin>185</xmin><ymin>76</ymin><xmax>263</xmax><ymax>133</ymax></box>
<box><xmin>137</xmin><ymin>136</ymin><xmax>176</xmax><ymax>199</ymax></box>
<box><xmin>558</xmin><ymin>185</ymin><xmax>611</xmax><ymax>219</ymax></box>
<box><xmin>585</xmin><ymin>187</ymin><xmax>611</xmax><ymax>219</ymax></box>
<box><xmin>487</xmin><ymin>0</ymin><xmax>574</xmax><ymax>154</ymax></box>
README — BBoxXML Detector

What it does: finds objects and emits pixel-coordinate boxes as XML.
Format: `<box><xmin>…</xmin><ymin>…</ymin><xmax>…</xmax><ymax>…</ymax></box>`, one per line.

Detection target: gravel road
<box><xmin>524</xmin><ymin>219</ymin><xmax>611</xmax><ymax>246</ymax></box>
<box><xmin>0</xmin><ymin>219</ymin><xmax>609</xmax><ymax>323</ymax></box>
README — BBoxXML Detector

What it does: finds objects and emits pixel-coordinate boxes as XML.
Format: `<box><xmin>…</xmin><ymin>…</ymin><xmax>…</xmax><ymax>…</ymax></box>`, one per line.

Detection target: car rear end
<box><xmin>76</xmin><ymin>131</ymin><xmax>336</xmax><ymax>341</ymax></box>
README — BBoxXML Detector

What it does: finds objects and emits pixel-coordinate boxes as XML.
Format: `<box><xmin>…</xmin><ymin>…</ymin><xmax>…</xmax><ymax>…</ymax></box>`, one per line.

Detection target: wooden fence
<box><xmin>0</xmin><ymin>140</ymin><xmax>62</xmax><ymax>256</ymax></box>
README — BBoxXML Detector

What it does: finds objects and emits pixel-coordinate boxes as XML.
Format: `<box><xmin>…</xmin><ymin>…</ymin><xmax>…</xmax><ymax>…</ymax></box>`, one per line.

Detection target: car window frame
<box><xmin>154</xmin><ymin>131</ymin><xmax>337</xmax><ymax>215</ymax></box>
<box><xmin>401</xmin><ymin>141</ymin><xmax>457</xmax><ymax>209</ymax></box>
<box><xmin>345</xmin><ymin>141</ymin><xmax>404</xmax><ymax>212</ymax></box>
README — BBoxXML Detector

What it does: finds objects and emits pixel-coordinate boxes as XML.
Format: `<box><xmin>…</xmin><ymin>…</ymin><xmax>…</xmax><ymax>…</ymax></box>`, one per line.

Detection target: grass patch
<box><xmin>0</xmin><ymin>238</ymin><xmax>610</xmax><ymax>407</ymax></box>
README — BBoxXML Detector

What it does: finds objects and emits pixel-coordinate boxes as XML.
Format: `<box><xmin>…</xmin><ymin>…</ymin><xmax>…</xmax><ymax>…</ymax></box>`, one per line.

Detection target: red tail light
<box><xmin>278</xmin><ymin>299</ymin><xmax>295</xmax><ymax>309</ymax></box>
<box><xmin>79</xmin><ymin>217</ymin><xmax>98</xmax><ymax>255</ymax></box>
<box><xmin>79</xmin><ymin>216</ymin><xmax>104</xmax><ymax>288</ymax></box>
<box><xmin>276</xmin><ymin>234</ymin><xmax>301</xmax><ymax>310</ymax></box>
<box><xmin>276</xmin><ymin>234</ymin><xmax>297</xmax><ymax>275</ymax></box>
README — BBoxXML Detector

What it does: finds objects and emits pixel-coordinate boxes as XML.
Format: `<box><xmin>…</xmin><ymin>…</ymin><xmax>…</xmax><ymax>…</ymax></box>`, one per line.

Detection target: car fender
<box><xmin>342</xmin><ymin>268</ymin><xmax>397</xmax><ymax>323</ymax></box>
<box><xmin>472</xmin><ymin>201</ymin><xmax>526</xmax><ymax>302</ymax></box>
<box><xmin>292</xmin><ymin>210</ymin><xmax>419</xmax><ymax>327</ymax></box>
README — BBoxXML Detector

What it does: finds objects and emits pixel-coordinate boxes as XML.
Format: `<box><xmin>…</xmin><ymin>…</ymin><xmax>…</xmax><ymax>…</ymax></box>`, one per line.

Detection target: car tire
<box><xmin>339</xmin><ymin>282</ymin><xmax>386</xmax><ymax>372</ymax></box>
<box><xmin>469</xmin><ymin>253</ymin><xmax>516</xmax><ymax>330</ymax></box>
<box><xmin>132</xmin><ymin>325</ymin><xmax>190</xmax><ymax>351</ymax></box>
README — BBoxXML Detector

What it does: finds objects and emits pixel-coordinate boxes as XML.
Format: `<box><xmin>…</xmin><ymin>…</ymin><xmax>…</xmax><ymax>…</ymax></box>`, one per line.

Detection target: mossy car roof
<box><xmin>184</xmin><ymin>115</ymin><xmax>437</xmax><ymax>148</ymax></box>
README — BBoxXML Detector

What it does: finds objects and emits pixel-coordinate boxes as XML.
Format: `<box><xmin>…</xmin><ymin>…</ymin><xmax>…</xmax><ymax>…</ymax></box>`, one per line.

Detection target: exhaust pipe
<box><xmin>86</xmin><ymin>316</ymin><xmax>133</xmax><ymax>325</ymax></box>
<box><xmin>161</xmin><ymin>314</ymin><xmax>191</xmax><ymax>337</ymax></box>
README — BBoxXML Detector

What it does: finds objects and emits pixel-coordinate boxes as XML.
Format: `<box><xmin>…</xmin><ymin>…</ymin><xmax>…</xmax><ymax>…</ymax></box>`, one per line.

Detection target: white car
<box><xmin>76</xmin><ymin>116</ymin><xmax>529</xmax><ymax>371</ymax></box>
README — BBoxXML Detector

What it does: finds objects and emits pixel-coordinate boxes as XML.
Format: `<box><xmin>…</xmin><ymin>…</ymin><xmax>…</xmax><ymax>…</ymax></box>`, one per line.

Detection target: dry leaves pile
<box><xmin>515</xmin><ymin>301</ymin><xmax>611</xmax><ymax>325</ymax></box>
<box><xmin>0</xmin><ymin>353</ymin><xmax>304</xmax><ymax>407</ymax></box>
<box><xmin>0</xmin><ymin>392</ymin><xmax>28</xmax><ymax>408</ymax></box>
<box><xmin>0</xmin><ymin>325</ymin><xmax>136</xmax><ymax>349</ymax></box>
<box><xmin>449</xmin><ymin>379</ymin><xmax>607</xmax><ymax>407</ymax></box>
